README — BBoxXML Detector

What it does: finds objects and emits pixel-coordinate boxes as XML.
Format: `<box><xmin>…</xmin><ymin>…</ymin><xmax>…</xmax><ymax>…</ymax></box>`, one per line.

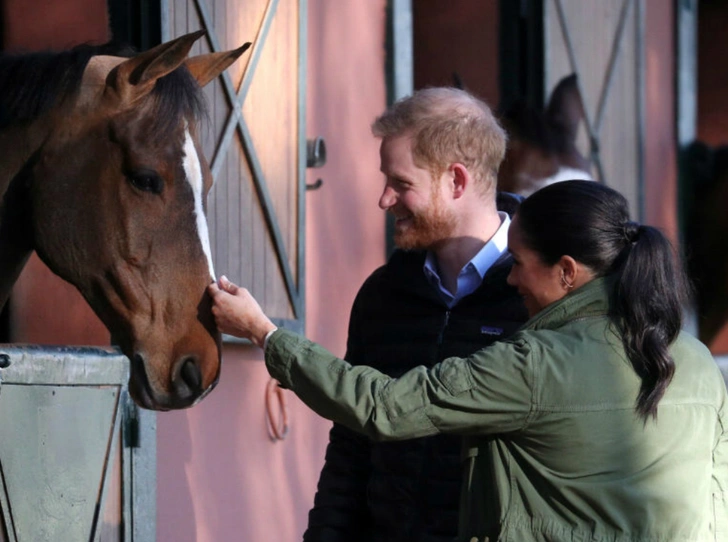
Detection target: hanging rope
<box><xmin>265</xmin><ymin>377</ymin><xmax>289</xmax><ymax>441</ymax></box>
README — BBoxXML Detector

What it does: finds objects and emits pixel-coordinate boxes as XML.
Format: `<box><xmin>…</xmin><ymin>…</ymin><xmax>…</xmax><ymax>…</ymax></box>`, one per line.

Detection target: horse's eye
<box><xmin>128</xmin><ymin>171</ymin><xmax>164</xmax><ymax>194</ymax></box>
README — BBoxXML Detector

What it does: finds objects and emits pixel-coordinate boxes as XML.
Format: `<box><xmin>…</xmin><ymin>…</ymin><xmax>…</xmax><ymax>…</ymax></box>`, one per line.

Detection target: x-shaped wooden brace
<box><xmin>192</xmin><ymin>0</ymin><xmax>301</xmax><ymax>317</ymax></box>
<box><xmin>553</xmin><ymin>0</ymin><xmax>639</xmax><ymax>185</ymax></box>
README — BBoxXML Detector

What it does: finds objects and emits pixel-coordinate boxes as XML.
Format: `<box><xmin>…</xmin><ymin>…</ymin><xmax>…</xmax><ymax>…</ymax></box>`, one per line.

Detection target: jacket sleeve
<box><xmin>712</xmin><ymin>375</ymin><xmax>728</xmax><ymax>541</ymax></box>
<box><xmin>302</xmin><ymin>292</ymin><xmax>373</xmax><ymax>541</ymax></box>
<box><xmin>266</xmin><ymin>329</ymin><xmax>535</xmax><ymax>441</ymax></box>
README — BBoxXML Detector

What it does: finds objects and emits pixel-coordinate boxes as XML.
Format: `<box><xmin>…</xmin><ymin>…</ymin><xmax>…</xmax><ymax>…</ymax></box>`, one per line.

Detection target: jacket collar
<box><xmin>523</xmin><ymin>276</ymin><xmax>614</xmax><ymax>331</ymax></box>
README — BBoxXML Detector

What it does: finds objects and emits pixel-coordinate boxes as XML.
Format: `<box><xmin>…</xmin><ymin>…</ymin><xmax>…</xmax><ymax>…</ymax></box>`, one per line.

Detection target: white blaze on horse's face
<box><xmin>522</xmin><ymin>167</ymin><xmax>594</xmax><ymax>197</ymax></box>
<box><xmin>182</xmin><ymin>126</ymin><xmax>216</xmax><ymax>281</ymax></box>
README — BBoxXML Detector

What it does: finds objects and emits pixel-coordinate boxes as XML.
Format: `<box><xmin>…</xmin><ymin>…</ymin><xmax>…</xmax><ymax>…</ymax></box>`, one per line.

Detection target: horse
<box><xmin>684</xmin><ymin>141</ymin><xmax>728</xmax><ymax>348</ymax></box>
<box><xmin>0</xmin><ymin>31</ymin><xmax>250</xmax><ymax>411</ymax></box>
<box><xmin>497</xmin><ymin>74</ymin><xmax>593</xmax><ymax>197</ymax></box>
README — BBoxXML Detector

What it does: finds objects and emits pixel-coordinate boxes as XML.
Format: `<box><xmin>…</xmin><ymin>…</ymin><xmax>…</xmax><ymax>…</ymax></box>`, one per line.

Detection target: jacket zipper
<box><xmin>437</xmin><ymin>310</ymin><xmax>451</xmax><ymax>347</ymax></box>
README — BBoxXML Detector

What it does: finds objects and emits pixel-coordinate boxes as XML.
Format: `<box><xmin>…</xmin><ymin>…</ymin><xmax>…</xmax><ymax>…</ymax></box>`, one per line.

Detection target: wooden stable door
<box><xmin>165</xmin><ymin>0</ymin><xmax>307</xmax><ymax>335</ymax></box>
<box><xmin>543</xmin><ymin>0</ymin><xmax>645</xmax><ymax>220</ymax></box>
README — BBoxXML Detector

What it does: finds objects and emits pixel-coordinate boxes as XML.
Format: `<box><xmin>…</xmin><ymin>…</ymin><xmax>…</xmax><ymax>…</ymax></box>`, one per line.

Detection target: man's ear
<box><xmin>450</xmin><ymin>163</ymin><xmax>470</xmax><ymax>199</ymax></box>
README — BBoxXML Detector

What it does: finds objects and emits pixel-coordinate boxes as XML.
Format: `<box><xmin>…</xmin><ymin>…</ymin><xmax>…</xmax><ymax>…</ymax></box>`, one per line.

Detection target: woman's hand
<box><xmin>207</xmin><ymin>276</ymin><xmax>277</xmax><ymax>348</ymax></box>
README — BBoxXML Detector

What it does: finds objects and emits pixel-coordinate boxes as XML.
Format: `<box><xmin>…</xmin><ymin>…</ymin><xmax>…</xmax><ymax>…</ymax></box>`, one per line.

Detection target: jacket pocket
<box><xmin>714</xmin><ymin>492</ymin><xmax>728</xmax><ymax>541</ymax></box>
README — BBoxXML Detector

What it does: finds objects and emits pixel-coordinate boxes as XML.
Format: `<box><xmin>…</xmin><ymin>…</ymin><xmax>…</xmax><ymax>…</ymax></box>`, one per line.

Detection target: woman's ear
<box><xmin>559</xmin><ymin>254</ymin><xmax>595</xmax><ymax>290</ymax></box>
<box><xmin>559</xmin><ymin>255</ymin><xmax>579</xmax><ymax>289</ymax></box>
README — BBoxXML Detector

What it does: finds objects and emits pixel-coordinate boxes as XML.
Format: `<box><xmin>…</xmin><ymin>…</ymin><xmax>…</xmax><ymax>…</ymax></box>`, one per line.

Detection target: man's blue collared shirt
<box><xmin>423</xmin><ymin>212</ymin><xmax>510</xmax><ymax>308</ymax></box>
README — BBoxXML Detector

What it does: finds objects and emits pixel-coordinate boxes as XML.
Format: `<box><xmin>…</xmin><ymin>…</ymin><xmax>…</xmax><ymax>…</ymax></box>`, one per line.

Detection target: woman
<box><xmin>209</xmin><ymin>181</ymin><xmax>728</xmax><ymax>542</ymax></box>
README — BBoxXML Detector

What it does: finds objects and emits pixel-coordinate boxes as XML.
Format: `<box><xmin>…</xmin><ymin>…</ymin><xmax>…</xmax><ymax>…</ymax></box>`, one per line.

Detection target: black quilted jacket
<box><xmin>303</xmin><ymin>246</ymin><xmax>528</xmax><ymax>542</ymax></box>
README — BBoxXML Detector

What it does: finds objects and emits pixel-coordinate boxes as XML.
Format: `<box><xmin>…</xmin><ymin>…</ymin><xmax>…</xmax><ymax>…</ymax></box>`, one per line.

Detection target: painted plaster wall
<box><xmin>154</xmin><ymin>2</ymin><xmax>387</xmax><ymax>541</ymax></box>
<box><xmin>2</xmin><ymin>0</ymin><xmax>109</xmax><ymax>50</ymax></box>
<box><xmin>413</xmin><ymin>0</ymin><xmax>499</xmax><ymax>106</ymax></box>
<box><xmin>643</xmin><ymin>0</ymin><xmax>677</xmax><ymax>241</ymax></box>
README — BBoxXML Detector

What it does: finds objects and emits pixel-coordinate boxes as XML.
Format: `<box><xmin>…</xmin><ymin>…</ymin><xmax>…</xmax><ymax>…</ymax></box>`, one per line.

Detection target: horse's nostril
<box><xmin>180</xmin><ymin>357</ymin><xmax>202</xmax><ymax>391</ymax></box>
<box><xmin>129</xmin><ymin>353</ymin><xmax>156</xmax><ymax>409</ymax></box>
<box><xmin>132</xmin><ymin>354</ymin><xmax>150</xmax><ymax>384</ymax></box>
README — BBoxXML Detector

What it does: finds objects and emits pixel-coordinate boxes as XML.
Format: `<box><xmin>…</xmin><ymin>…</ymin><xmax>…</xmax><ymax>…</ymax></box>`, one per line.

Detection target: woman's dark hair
<box><xmin>515</xmin><ymin>180</ymin><xmax>690</xmax><ymax>420</ymax></box>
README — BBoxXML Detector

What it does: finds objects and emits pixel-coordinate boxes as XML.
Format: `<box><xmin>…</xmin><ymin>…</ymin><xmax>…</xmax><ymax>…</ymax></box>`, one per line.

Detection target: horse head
<box><xmin>498</xmin><ymin>74</ymin><xmax>592</xmax><ymax>197</ymax></box>
<box><xmin>0</xmin><ymin>32</ymin><xmax>250</xmax><ymax>410</ymax></box>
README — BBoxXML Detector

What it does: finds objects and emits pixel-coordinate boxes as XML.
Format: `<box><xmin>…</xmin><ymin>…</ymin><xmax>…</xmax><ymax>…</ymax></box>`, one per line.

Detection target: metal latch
<box><xmin>306</xmin><ymin>137</ymin><xmax>326</xmax><ymax>191</ymax></box>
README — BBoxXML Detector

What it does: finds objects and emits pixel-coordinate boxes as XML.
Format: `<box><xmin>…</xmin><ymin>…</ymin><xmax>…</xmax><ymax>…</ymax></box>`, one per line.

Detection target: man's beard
<box><xmin>393</xmin><ymin>196</ymin><xmax>457</xmax><ymax>250</ymax></box>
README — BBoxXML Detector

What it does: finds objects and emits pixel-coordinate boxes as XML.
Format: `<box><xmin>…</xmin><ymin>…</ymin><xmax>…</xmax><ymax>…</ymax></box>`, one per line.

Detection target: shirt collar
<box><xmin>469</xmin><ymin>212</ymin><xmax>510</xmax><ymax>279</ymax></box>
<box><xmin>423</xmin><ymin>212</ymin><xmax>511</xmax><ymax>303</ymax></box>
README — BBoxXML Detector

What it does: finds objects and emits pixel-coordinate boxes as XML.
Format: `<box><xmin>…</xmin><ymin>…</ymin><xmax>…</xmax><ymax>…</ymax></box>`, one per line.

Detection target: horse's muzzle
<box><xmin>128</xmin><ymin>352</ymin><xmax>217</xmax><ymax>410</ymax></box>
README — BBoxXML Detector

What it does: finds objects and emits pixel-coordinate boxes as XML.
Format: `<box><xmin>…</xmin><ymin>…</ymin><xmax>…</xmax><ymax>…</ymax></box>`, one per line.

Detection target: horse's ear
<box><xmin>106</xmin><ymin>30</ymin><xmax>206</xmax><ymax>106</ymax></box>
<box><xmin>185</xmin><ymin>43</ymin><xmax>252</xmax><ymax>88</ymax></box>
<box><xmin>545</xmin><ymin>74</ymin><xmax>585</xmax><ymax>145</ymax></box>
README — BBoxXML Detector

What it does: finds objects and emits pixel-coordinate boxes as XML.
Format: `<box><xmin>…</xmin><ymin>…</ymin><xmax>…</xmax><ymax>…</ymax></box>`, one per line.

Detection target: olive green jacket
<box><xmin>266</xmin><ymin>278</ymin><xmax>728</xmax><ymax>542</ymax></box>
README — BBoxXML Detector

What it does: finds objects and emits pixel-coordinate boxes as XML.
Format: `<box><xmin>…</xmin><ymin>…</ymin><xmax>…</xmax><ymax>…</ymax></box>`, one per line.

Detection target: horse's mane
<box><xmin>0</xmin><ymin>42</ymin><xmax>206</xmax><ymax>134</ymax></box>
<box><xmin>500</xmin><ymin>101</ymin><xmax>574</xmax><ymax>156</ymax></box>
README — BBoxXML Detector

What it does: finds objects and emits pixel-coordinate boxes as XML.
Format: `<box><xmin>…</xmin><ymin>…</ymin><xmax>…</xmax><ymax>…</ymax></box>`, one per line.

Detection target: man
<box><xmin>303</xmin><ymin>88</ymin><xmax>528</xmax><ymax>542</ymax></box>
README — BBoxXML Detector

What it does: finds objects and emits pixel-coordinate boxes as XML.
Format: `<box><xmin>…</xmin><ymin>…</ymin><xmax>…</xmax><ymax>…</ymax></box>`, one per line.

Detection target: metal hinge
<box><xmin>0</xmin><ymin>352</ymin><xmax>9</xmax><ymax>394</ymax></box>
<box><xmin>123</xmin><ymin>393</ymin><xmax>140</xmax><ymax>448</ymax></box>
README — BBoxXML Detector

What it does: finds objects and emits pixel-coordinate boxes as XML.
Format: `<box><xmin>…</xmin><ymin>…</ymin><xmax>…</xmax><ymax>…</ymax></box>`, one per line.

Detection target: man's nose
<box><xmin>379</xmin><ymin>186</ymin><xmax>396</xmax><ymax>210</ymax></box>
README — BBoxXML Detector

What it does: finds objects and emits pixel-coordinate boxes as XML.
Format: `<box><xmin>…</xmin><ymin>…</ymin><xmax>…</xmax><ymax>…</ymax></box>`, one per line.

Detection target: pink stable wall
<box><xmin>154</xmin><ymin>2</ymin><xmax>387</xmax><ymax>541</ymax></box>
<box><xmin>413</xmin><ymin>0</ymin><xmax>499</xmax><ymax>105</ymax></box>
<box><xmin>643</xmin><ymin>0</ymin><xmax>677</xmax><ymax>242</ymax></box>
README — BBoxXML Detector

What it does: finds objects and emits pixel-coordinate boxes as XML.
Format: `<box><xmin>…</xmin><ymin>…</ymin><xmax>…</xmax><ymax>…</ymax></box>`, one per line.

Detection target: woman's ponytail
<box><xmin>612</xmin><ymin>225</ymin><xmax>688</xmax><ymax>420</ymax></box>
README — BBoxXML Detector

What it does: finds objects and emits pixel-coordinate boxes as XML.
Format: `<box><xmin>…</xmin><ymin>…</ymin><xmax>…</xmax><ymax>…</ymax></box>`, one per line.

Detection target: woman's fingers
<box><xmin>219</xmin><ymin>275</ymin><xmax>239</xmax><ymax>294</ymax></box>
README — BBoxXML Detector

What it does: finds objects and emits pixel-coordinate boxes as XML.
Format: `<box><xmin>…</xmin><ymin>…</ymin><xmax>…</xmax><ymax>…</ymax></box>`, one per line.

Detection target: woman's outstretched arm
<box><xmin>208</xmin><ymin>277</ymin><xmax>534</xmax><ymax>441</ymax></box>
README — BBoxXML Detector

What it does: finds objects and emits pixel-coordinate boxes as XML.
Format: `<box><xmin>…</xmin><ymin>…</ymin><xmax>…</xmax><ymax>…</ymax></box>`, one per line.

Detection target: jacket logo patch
<box><xmin>480</xmin><ymin>326</ymin><xmax>503</xmax><ymax>336</ymax></box>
